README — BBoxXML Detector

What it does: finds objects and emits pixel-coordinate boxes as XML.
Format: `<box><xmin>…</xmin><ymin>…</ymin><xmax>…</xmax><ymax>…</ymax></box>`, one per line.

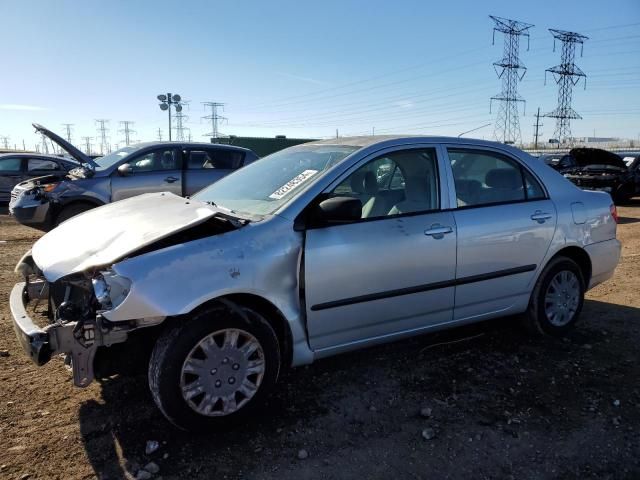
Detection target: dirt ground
<box><xmin>0</xmin><ymin>201</ymin><xmax>639</xmax><ymax>480</ymax></box>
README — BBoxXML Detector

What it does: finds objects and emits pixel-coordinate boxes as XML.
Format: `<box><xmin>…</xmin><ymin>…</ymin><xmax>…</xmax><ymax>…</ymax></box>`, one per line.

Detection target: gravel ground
<box><xmin>0</xmin><ymin>201</ymin><xmax>639</xmax><ymax>480</ymax></box>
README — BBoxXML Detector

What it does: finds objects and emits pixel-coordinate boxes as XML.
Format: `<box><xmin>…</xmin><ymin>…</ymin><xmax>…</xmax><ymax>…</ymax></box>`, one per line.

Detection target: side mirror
<box><xmin>312</xmin><ymin>196</ymin><xmax>362</xmax><ymax>226</ymax></box>
<box><xmin>117</xmin><ymin>163</ymin><xmax>132</xmax><ymax>176</ymax></box>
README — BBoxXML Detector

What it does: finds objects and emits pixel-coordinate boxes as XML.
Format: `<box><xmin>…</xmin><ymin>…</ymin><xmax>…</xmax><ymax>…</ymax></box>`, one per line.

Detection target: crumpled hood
<box><xmin>32</xmin><ymin>192</ymin><xmax>218</xmax><ymax>281</ymax></box>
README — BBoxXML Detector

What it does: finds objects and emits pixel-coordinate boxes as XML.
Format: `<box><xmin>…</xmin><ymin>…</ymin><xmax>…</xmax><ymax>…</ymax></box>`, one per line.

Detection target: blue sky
<box><xmin>1</xmin><ymin>0</ymin><xmax>638</xmax><ymax>152</ymax></box>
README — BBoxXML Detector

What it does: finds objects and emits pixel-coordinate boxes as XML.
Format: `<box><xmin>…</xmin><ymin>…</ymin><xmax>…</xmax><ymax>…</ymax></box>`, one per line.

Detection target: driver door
<box><xmin>111</xmin><ymin>147</ymin><xmax>182</xmax><ymax>201</ymax></box>
<box><xmin>304</xmin><ymin>146</ymin><xmax>457</xmax><ymax>355</ymax></box>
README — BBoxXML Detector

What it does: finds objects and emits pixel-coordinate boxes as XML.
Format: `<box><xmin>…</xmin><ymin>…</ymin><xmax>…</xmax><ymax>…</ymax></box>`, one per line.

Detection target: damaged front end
<box><xmin>10</xmin><ymin>252</ymin><xmax>144</xmax><ymax>387</ymax></box>
<box><xmin>9</xmin><ymin>175</ymin><xmax>69</xmax><ymax>230</ymax></box>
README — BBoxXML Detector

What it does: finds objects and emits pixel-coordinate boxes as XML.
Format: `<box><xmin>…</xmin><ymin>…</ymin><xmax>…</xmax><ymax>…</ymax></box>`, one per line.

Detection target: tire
<box><xmin>149</xmin><ymin>301</ymin><xmax>281</xmax><ymax>431</ymax></box>
<box><xmin>55</xmin><ymin>203</ymin><xmax>95</xmax><ymax>226</ymax></box>
<box><xmin>523</xmin><ymin>256</ymin><xmax>586</xmax><ymax>336</ymax></box>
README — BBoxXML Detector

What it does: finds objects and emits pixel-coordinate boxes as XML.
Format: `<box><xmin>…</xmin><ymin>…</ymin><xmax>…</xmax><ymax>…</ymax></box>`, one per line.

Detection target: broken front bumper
<box><xmin>9</xmin><ymin>193</ymin><xmax>52</xmax><ymax>231</ymax></box>
<box><xmin>9</xmin><ymin>282</ymin><xmax>127</xmax><ymax>387</ymax></box>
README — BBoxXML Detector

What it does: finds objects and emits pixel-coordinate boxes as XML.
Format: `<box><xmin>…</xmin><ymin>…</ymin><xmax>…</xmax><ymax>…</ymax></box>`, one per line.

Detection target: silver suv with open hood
<box><xmin>10</xmin><ymin>124</ymin><xmax>257</xmax><ymax>230</ymax></box>
<box><xmin>10</xmin><ymin>136</ymin><xmax>620</xmax><ymax>431</ymax></box>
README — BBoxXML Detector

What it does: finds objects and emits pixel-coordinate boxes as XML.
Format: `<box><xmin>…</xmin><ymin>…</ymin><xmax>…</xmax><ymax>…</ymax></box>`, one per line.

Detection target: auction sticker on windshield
<box><xmin>269</xmin><ymin>169</ymin><xmax>318</xmax><ymax>200</ymax></box>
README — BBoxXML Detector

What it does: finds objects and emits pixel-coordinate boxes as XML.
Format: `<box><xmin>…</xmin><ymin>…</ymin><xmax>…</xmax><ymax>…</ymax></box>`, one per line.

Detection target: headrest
<box><xmin>350</xmin><ymin>170</ymin><xmax>378</xmax><ymax>195</ymax></box>
<box><xmin>350</xmin><ymin>171</ymin><xmax>367</xmax><ymax>194</ymax></box>
<box><xmin>363</xmin><ymin>171</ymin><xmax>378</xmax><ymax>195</ymax></box>
<box><xmin>485</xmin><ymin>168</ymin><xmax>520</xmax><ymax>189</ymax></box>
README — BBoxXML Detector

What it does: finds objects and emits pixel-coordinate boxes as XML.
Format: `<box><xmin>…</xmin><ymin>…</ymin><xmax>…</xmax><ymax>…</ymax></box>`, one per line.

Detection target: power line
<box><xmin>81</xmin><ymin>136</ymin><xmax>94</xmax><ymax>155</ymax></box>
<box><xmin>95</xmin><ymin>119</ymin><xmax>110</xmax><ymax>154</ymax></box>
<box><xmin>174</xmin><ymin>112</ymin><xmax>189</xmax><ymax>141</ymax></box>
<box><xmin>544</xmin><ymin>29</ymin><xmax>589</xmax><ymax>144</ymax></box>
<box><xmin>489</xmin><ymin>15</ymin><xmax>534</xmax><ymax>145</ymax></box>
<box><xmin>202</xmin><ymin>102</ymin><xmax>226</xmax><ymax>139</ymax></box>
<box><xmin>61</xmin><ymin>123</ymin><xmax>74</xmax><ymax>143</ymax></box>
<box><xmin>118</xmin><ymin>121</ymin><xmax>136</xmax><ymax>146</ymax></box>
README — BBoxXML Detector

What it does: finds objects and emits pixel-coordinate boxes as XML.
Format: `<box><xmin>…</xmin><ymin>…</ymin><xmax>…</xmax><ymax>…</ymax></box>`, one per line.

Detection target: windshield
<box><xmin>93</xmin><ymin>145</ymin><xmax>140</xmax><ymax>171</ymax></box>
<box><xmin>193</xmin><ymin>144</ymin><xmax>359</xmax><ymax>216</ymax></box>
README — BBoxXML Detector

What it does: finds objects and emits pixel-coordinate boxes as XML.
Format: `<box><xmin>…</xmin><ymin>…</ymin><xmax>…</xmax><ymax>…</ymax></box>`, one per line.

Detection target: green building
<box><xmin>210</xmin><ymin>135</ymin><xmax>317</xmax><ymax>157</ymax></box>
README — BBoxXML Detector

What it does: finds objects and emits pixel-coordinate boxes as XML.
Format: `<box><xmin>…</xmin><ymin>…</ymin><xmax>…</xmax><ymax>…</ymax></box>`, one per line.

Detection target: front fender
<box><xmin>104</xmin><ymin>215</ymin><xmax>311</xmax><ymax>364</ymax></box>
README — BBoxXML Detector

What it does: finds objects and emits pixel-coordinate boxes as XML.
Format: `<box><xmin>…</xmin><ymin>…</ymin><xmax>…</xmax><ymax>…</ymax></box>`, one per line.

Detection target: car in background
<box><xmin>0</xmin><ymin>153</ymin><xmax>78</xmax><ymax>203</ymax></box>
<box><xmin>618</xmin><ymin>151</ymin><xmax>640</xmax><ymax>169</ymax></box>
<box><xmin>540</xmin><ymin>148</ymin><xmax>639</xmax><ymax>203</ymax></box>
<box><xmin>10</xmin><ymin>136</ymin><xmax>620</xmax><ymax>430</ymax></box>
<box><xmin>9</xmin><ymin>124</ymin><xmax>259</xmax><ymax>230</ymax></box>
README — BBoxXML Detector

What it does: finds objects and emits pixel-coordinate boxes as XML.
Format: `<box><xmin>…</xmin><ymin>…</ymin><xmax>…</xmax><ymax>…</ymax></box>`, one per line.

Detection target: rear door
<box><xmin>183</xmin><ymin>148</ymin><xmax>245</xmax><ymax>195</ymax></box>
<box><xmin>0</xmin><ymin>156</ymin><xmax>26</xmax><ymax>201</ymax></box>
<box><xmin>26</xmin><ymin>157</ymin><xmax>67</xmax><ymax>179</ymax></box>
<box><xmin>445</xmin><ymin>146</ymin><xmax>556</xmax><ymax>321</ymax></box>
<box><xmin>111</xmin><ymin>147</ymin><xmax>182</xmax><ymax>201</ymax></box>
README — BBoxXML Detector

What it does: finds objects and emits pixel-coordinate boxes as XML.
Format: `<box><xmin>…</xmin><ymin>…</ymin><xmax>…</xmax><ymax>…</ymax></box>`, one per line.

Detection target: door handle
<box><xmin>424</xmin><ymin>225</ymin><xmax>453</xmax><ymax>238</ymax></box>
<box><xmin>531</xmin><ymin>211</ymin><xmax>552</xmax><ymax>223</ymax></box>
<box><xmin>164</xmin><ymin>176</ymin><xmax>179</xmax><ymax>183</ymax></box>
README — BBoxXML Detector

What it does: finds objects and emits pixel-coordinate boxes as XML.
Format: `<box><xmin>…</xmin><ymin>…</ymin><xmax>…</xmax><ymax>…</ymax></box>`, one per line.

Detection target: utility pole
<box><xmin>82</xmin><ymin>136</ymin><xmax>93</xmax><ymax>155</ymax></box>
<box><xmin>157</xmin><ymin>128</ymin><xmax>163</xmax><ymax>141</ymax></box>
<box><xmin>489</xmin><ymin>15</ymin><xmax>534</xmax><ymax>145</ymax></box>
<box><xmin>533</xmin><ymin>107</ymin><xmax>543</xmax><ymax>149</ymax></box>
<box><xmin>544</xmin><ymin>29</ymin><xmax>588</xmax><ymax>145</ymax></box>
<box><xmin>22</xmin><ymin>139</ymin><xmax>26</xmax><ymax>151</ymax></box>
<box><xmin>95</xmin><ymin>119</ymin><xmax>110</xmax><ymax>154</ymax></box>
<box><xmin>62</xmin><ymin>123</ymin><xmax>74</xmax><ymax>143</ymax></box>
<box><xmin>202</xmin><ymin>102</ymin><xmax>226</xmax><ymax>141</ymax></box>
<box><xmin>0</xmin><ymin>136</ymin><xmax>9</xmax><ymax>149</ymax></box>
<box><xmin>118</xmin><ymin>121</ymin><xmax>136</xmax><ymax>146</ymax></box>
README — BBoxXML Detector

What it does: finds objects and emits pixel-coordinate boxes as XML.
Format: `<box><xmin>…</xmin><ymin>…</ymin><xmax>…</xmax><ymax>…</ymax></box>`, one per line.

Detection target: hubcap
<box><xmin>180</xmin><ymin>328</ymin><xmax>265</xmax><ymax>416</ymax></box>
<box><xmin>544</xmin><ymin>270</ymin><xmax>580</xmax><ymax>327</ymax></box>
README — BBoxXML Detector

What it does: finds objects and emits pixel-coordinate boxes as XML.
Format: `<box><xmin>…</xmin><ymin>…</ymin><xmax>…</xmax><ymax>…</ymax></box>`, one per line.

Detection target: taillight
<box><xmin>610</xmin><ymin>204</ymin><xmax>619</xmax><ymax>223</ymax></box>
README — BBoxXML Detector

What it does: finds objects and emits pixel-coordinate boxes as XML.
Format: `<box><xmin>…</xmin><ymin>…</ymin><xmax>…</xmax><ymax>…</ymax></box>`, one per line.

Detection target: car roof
<box><xmin>130</xmin><ymin>141</ymin><xmax>254</xmax><ymax>153</ymax></box>
<box><xmin>306</xmin><ymin>135</ymin><xmax>521</xmax><ymax>150</ymax></box>
<box><xmin>0</xmin><ymin>152</ymin><xmax>79</xmax><ymax>163</ymax></box>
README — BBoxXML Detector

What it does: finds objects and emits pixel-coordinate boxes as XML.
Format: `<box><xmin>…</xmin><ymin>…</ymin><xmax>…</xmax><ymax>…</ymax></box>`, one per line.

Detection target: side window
<box><xmin>330</xmin><ymin>148</ymin><xmax>439</xmax><ymax>219</ymax></box>
<box><xmin>186</xmin><ymin>149</ymin><xmax>245</xmax><ymax>170</ymax></box>
<box><xmin>523</xmin><ymin>170</ymin><xmax>545</xmax><ymax>200</ymax></box>
<box><xmin>0</xmin><ymin>157</ymin><xmax>22</xmax><ymax>172</ymax></box>
<box><xmin>449</xmin><ymin>149</ymin><xmax>543</xmax><ymax>207</ymax></box>
<box><xmin>130</xmin><ymin>149</ymin><xmax>180</xmax><ymax>172</ymax></box>
<box><xmin>28</xmin><ymin>159</ymin><xmax>59</xmax><ymax>171</ymax></box>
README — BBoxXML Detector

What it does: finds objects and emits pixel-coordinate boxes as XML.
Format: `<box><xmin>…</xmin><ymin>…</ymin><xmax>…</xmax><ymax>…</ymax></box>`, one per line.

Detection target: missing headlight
<box><xmin>92</xmin><ymin>271</ymin><xmax>131</xmax><ymax>311</ymax></box>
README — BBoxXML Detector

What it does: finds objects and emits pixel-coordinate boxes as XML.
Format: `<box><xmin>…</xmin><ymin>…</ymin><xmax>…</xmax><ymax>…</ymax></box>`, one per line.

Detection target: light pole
<box><xmin>157</xmin><ymin>93</ymin><xmax>183</xmax><ymax>141</ymax></box>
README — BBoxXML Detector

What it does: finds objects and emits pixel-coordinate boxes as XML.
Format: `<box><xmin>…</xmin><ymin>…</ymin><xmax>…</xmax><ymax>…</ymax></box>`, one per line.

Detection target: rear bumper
<box><xmin>585</xmin><ymin>238</ymin><xmax>621</xmax><ymax>289</ymax></box>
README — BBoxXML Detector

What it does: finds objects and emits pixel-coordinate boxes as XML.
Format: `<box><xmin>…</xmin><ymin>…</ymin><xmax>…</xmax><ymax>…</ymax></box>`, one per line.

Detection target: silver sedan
<box><xmin>10</xmin><ymin>135</ymin><xmax>620</xmax><ymax>430</ymax></box>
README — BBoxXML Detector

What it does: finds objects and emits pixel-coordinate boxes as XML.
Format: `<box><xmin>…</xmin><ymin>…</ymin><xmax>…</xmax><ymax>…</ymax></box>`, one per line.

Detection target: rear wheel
<box><xmin>55</xmin><ymin>203</ymin><xmax>95</xmax><ymax>226</ymax></box>
<box><xmin>523</xmin><ymin>256</ymin><xmax>585</xmax><ymax>336</ymax></box>
<box><xmin>149</xmin><ymin>302</ymin><xmax>280</xmax><ymax>431</ymax></box>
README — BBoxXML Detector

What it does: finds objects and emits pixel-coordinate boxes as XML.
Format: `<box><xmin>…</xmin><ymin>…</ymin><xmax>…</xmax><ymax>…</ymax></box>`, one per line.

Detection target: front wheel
<box><xmin>149</xmin><ymin>303</ymin><xmax>280</xmax><ymax>431</ymax></box>
<box><xmin>523</xmin><ymin>256</ymin><xmax>585</xmax><ymax>336</ymax></box>
<box><xmin>55</xmin><ymin>202</ymin><xmax>94</xmax><ymax>226</ymax></box>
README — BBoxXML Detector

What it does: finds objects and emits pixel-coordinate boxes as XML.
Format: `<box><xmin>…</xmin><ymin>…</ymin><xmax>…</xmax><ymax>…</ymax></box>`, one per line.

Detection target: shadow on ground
<box><xmin>78</xmin><ymin>299</ymin><xmax>640</xmax><ymax>479</ymax></box>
